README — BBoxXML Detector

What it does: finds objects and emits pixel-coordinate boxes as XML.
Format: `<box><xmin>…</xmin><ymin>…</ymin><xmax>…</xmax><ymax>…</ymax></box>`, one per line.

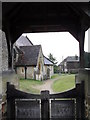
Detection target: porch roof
<box><xmin>44</xmin><ymin>56</ymin><xmax>54</xmax><ymax>66</ymax></box>
<box><xmin>2</xmin><ymin>2</ymin><xmax>90</xmax><ymax>44</ymax></box>
<box><xmin>15</xmin><ymin>45</ymin><xmax>41</xmax><ymax>66</ymax></box>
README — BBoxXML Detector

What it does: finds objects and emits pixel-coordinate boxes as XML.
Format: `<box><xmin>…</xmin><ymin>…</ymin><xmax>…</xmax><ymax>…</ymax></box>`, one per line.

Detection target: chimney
<box><xmin>75</xmin><ymin>55</ymin><xmax>78</xmax><ymax>60</ymax></box>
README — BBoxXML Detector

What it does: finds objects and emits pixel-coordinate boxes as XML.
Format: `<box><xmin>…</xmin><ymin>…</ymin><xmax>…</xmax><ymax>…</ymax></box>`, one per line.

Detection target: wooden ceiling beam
<box><xmin>7</xmin><ymin>3</ymin><xmax>24</xmax><ymax>20</ymax></box>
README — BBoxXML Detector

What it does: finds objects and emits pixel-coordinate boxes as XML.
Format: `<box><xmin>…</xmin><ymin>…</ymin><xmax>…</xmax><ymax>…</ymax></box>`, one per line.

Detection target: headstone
<box><xmin>15</xmin><ymin>100</ymin><xmax>40</xmax><ymax>119</ymax></box>
<box><xmin>51</xmin><ymin>100</ymin><xmax>75</xmax><ymax>119</ymax></box>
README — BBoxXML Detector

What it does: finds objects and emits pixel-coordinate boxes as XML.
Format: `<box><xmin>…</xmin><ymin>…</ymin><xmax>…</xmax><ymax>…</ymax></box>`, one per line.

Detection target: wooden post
<box><xmin>81</xmin><ymin>81</ymin><xmax>85</xmax><ymax>119</ymax></box>
<box><xmin>76</xmin><ymin>83</ymin><xmax>82</xmax><ymax>120</ymax></box>
<box><xmin>41</xmin><ymin>91</ymin><xmax>50</xmax><ymax>120</ymax></box>
<box><xmin>7</xmin><ymin>82</ymin><xmax>15</xmax><ymax>119</ymax></box>
<box><xmin>76</xmin><ymin>81</ymin><xmax>85</xmax><ymax>120</ymax></box>
<box><xmin>79</xmin><ymin>22</ymin><xmax>85</xmax><ymax>68</ymax></box>
<box><xmin>79</xmin><ymin>36</ymin><xmax>85</xmax><ymax>68</ymax></box>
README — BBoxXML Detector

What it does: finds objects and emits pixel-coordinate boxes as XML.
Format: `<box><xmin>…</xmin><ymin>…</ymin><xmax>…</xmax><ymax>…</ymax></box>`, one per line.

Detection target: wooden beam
<box><xmin>78</xmin><ymin>23</ymin><xmax>85</xmax><ymax>68</ymax></box>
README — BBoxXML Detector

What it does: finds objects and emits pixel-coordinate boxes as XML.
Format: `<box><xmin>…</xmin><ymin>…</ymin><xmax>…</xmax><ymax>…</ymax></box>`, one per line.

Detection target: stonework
<box><xmin>27</xmin><ymin>67</ymin><xmax>34</xmax><ymax>79</ymax></box>
<box><xmin>0</xmin><ymin>30</ymin><xmax>9</xmax><ymax>118</ymax></box>
<box><xmin>0</xmin><ymin>29</ymin><xmax>2</xmax><ymax>119</ymax></box>
<box><xmin>2</xmin><ymin>31</ymin><xmax>8</xmax><ymax>71</ymax></box>
<box><xmin>16</xmin><ymin>47</ymin><xmax>45</xmax><ymax>80</ymax></box>
<box><xmin>44</xmin><ymin>65</ymin><xmax>54</xmax><ymax>79</ymax></box>
<box><xmin>0</xmin><ymin>30</ymin><xmax>2</xmax><ymax>72</ymax></box>
<box><xmin>16</xmin><ymin>67</ymin><xmax>25</xmax><ymax>79</ymax></box>
<box><xmin>0</xmin><ymin>30</ymin><xmax>19</xmax><ymax>118</ymax></box>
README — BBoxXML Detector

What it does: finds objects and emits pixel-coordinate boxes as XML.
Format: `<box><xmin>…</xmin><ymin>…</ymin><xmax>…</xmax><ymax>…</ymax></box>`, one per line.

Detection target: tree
<box><xmin>48</xmin><ymin>53</ymin><xmax>57</xmax><ymax>64</ymax></box>
<box><xmin>48</xmin><ymin>53</ymin><xmax>59</xmax><ymax>73</ymax></box>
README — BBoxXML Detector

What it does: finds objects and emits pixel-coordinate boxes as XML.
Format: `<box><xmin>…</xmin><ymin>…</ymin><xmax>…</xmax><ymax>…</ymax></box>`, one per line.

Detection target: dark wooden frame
<box><xmin>7</xmin><ymin>81</ymin><xmax>85</xmax><ymax>120</ymax></box>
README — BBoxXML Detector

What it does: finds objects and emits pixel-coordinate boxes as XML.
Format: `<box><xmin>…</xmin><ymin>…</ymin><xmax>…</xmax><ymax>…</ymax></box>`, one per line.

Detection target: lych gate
<box><xmin>7</xmin><ymin>81</ymin><xmax>85</xmax><ymax>119</ymax></box>
<box><xmin>1</xmin><ymin>2</ymin><xmax>90</xmax><ymax>119</ymax></box>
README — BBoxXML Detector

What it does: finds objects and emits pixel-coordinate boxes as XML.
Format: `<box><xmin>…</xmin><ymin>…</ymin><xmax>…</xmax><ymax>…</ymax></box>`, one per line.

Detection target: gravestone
<box><xmin>51</xmin><ymin>100</ymin><xmax>75</xmax><ymax>119</ymax></box>
<box><xmin>15</xmin><ymin>100</ymin><xmax>40</xmax><ymax>119</ymax></box>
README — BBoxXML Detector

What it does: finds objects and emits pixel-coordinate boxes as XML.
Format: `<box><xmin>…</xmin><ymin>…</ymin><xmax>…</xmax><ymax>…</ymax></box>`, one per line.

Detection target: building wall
<box><xmin>59</xmin><ymin>61</ymin><xmax>79</xmax><ymax>73</ymax></box>
<box><xmin>50</xmin><ymin>66</ymin><xmax>54</xmax><ymax>77</ymax></box>
<box><xmin>43</xmin><ymin>65</ymin><xmax>54</xmax><ymax>79</ymax></box>
<box><xmin>16</xmin><ymin>66</ymin><xmax>34</xmax><ymax>79</ymax></box>
<box><xmin>27</xmin><ymin>67</ymin><xmax>34</xmax><ymax>79</ymax></box>
<box><xmin>67</xmin><ymin>61</ymin><xmax>80</xmax><ymax>69</ymax></box>
<box><xmin>16</xmin><ymin>67</ymin><xmax>25</xmax><ymax>79</ymax></box>
<box><xmin>16</xmin><ymin>66</ymin><xmax>43</xmax><ymax>80</ymax></box>
<box><xmin>36</xmin><ymin>47</ymin><xmax>44</xmax><ymax>80</ymax></box>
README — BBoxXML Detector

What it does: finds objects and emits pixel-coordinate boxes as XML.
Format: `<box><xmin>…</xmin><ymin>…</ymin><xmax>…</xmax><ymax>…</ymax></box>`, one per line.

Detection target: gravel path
<box><xmin>32</xmin><ymin>77</ymin><xmax>60</xmax><ymax>94</ymax></box>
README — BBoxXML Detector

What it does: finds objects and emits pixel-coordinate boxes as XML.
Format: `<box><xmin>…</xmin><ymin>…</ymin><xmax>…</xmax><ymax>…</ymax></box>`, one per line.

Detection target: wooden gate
<box><xmin>7</xmin><ymin>81</ymin><xmax>85</xmax><ymax>120</ymax></box>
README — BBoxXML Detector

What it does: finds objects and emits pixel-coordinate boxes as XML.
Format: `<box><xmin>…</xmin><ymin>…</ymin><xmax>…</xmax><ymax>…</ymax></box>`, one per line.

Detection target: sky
<box><xmin>23</xmin><ymin>30</ymin><xmax>88</xmax><ymax>64</ymax></box>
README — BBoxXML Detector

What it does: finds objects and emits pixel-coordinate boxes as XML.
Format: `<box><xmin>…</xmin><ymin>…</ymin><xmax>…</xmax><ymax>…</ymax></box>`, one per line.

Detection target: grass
<box><xmin>19</xmin><ymin>78</ymin><xmax>43</xmax><ymax>94</ymax></box>
<box><xmin>51</xmin><ymin>74</ymin><xmax>60</xmax><ymax>79</ymax></box>
<box><xmin>52</xmin><ymin>74</ymin><xmax>75</xmax><ymax>93</ymax></box>
<box><xmin>19</xmin><ymin>74</ymin><xmax>75</xmax><ymax>94</ymax></box>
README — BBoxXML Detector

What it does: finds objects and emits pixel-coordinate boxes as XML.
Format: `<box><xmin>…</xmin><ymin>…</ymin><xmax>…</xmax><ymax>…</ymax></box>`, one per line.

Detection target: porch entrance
<box><xmin>47</xmin><ymin>68</ymin><xmax>50</xmax><ymax>79</ymax></box>
<box><xmin>7</xmin><ymin>81</ymin><xmax>85</xmax><ymax>119</ymax></box>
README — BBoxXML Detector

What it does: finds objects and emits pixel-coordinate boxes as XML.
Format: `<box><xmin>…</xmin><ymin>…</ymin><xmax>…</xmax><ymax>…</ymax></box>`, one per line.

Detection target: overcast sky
<box><xmin>23</xmin><ymin>30</ymin><xmax>88</xmax><ymax>64</ymax></box>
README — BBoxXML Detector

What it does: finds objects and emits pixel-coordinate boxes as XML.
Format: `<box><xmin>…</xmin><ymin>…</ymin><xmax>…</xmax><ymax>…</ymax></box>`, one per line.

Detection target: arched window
<box><xmin>38</xmin><ymin>62</ymin><xmax>41</xmax><ymax>71</ymax></box>
<box><xmin>21</xmin><ymin>68</ymin><xmax>24</xmax><ymax>73</ymax></box>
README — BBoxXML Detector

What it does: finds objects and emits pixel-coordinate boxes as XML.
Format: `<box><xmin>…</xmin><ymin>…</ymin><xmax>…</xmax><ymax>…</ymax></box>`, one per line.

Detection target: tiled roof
<box><xmin>66</xmin><ymin>56</ymin><xmax>79</xmax><ymax>62</ymax></box>
<box><xmin>15</xmin><ymin>45</ymin><xmax>41</xmax><ymax>66</ymax></box>
<box><xmin>16</xmin><ymin>35</ymin><xmax>33</xmax><ymax>47</ymax></box>
<box><xmin>44</xmin><ymin>56</ymin><xmax>53</xmax><ymax>65</ymax></box>
<box><xmin>14</xmin><ymin>46</ymin><xmax>23</xmax><ymax>54</ymax></box>
<box><xmin>59</xmin><ymin>56</ymin><xmax>79</xmax><ymax>66</ymax></box>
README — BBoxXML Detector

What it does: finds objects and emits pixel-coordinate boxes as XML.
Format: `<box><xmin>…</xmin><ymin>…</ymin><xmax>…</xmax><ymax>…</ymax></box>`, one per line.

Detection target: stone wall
<box><xmin>0</xmin><ymin>29</ymin><xmax>9</xmax><ymax>118</ymax></box>
<box><xmin>2</xmin><ymin>31</ymin><xmax>8</xmax><ymax>71</ymax></box>
<box><xmin>16</xmin><ymin>67</ymin><xmax>25</xmax><ymax>79</ymax></box>
<box><xmin>76</xmin><ymin>68</ymin><xmax>90</xmax><ymax>119</ymax></box>
<box><xmin>0</xmin><ymin>29</ymin><xmax>2</xmax><ymax>120</ymax></box>
<box><xmin>43</xmin><ymin>65</ymin><xmax>54</xmax><ymax>79</ymax></box>
<box><xmin>27</xmin><ymin>67</ymin><xmax>34</xmax><ymax>79</ymax></box>
<box><xmin>0</xmin><ymin>30</ymin><xmax>19</xmax><ymax>118</ymax></box>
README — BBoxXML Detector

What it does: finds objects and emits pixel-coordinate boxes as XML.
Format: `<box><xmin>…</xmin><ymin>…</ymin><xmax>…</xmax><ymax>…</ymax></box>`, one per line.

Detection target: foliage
<box><xmin>52</xmin><ymin>74</ymin><xmax>75</xmax><ymax>92</ymax></box>
<box><xmin>54</xmin><ymin>65</ymin><xmax>60</xmax><ymax>73</ymax></box>
<box><xmin>48</xmin><ymin>53</ymin><xmax>59</xmax><ymax>73</ymax></box>
<box><xmin>48</xmin><ymin>53</ymin><xmax>57</xmax><ymax>64</ymax></box>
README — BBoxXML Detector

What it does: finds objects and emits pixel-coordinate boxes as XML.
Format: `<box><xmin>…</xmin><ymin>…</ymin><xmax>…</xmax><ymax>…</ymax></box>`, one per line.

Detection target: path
<box><xmin>32</xmin><ymin>77</ymin><xmax>60</xmax><ymax>94</ymax></box>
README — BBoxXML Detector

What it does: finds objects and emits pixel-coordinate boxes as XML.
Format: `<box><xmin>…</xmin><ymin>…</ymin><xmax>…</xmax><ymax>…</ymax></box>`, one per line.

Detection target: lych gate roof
<box><xmin>2</xmin><ymin>3</ymin><xmax>90</xmax><ymax>44</ymax></box>
<box><xmin>15</xmin><ymin>45</ymin><xmax>41</xmax><ymax>66</ymax></box>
